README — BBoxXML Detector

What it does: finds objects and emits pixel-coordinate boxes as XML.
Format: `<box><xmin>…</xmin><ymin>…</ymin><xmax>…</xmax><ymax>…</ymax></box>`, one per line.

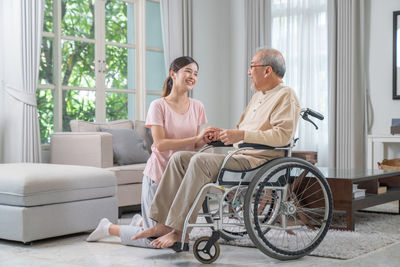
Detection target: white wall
<box><xmin>192</xmin><ymin>0</ymin><xmax>232</xmax><ymax>129</ymax></box>
<box><xmin>229</xmin><ymin>0</ymin><xmax>247</xmax><ymax>127</ymax></box>
<box><xmin>368</xmin><ymin>0</ymin><xmax>400</xmax><ymax>158</ymax></box>
<box><xmin>192</xmin><ymin>0</ymin><xmax>248</xmax><ymax>129</ymax></box>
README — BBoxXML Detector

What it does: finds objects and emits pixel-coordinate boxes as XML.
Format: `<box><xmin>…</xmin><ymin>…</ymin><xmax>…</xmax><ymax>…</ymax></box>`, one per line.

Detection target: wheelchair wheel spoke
<box><xmin>297</xmin><ymin>197</ymin><xmax>326</xmax><ymax>208</ymax></box>
<box><xmin>295</xmin><ymin>187</ymin><xmax>323</xmax><ymax>203</ymax></box>
<box><xmin>294</xmin><ymin>169</ymin><xmax>309</xmax><ymax>196</ymax></box>
<box><xmin>298</xmin><ymin>212</ymin><xmax>323</xmax><ymax>228</ymax></box>
<box><xmin>297</xmin><ymin>208</ymin><xmax>325</xmax><ymax>223</ymax></box>
<box><xmin>244</xmin><ymin>158</ymin><xmax>333</xmax><ymax>258</ymax></box>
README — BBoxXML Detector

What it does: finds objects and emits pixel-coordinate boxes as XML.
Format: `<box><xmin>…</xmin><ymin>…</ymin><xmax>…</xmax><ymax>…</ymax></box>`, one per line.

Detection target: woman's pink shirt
<box><xmin>143</xmin><ymin>98</ymin><xmax>207</xmax><ymax>183</ymax></box>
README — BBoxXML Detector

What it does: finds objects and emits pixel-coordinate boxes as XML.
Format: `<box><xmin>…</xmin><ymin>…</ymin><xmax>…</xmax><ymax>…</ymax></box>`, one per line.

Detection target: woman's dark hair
<box><xmin>162</xmin><ymin>56</ymin><xmax>199</xmax><ymax>97</ymax></box>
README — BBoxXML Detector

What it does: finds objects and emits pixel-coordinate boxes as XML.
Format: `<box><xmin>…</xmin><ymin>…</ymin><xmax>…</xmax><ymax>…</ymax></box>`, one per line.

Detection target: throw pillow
<box><xmin>145</xmin><ymin>127</ymin><xmax>154</xmax><ymax>151</ymax></box>
<box><xmin>100</xmin><ymin>128</ymin><xmax>150</xmax><ymax>165</ymax></box>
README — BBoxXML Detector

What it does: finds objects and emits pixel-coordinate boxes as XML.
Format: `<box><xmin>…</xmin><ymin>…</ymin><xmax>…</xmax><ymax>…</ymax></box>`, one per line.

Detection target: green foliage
<box><xmin>37</xmin><ymin>0</ymin><xmax>156</xmax><ymax>143</ymax></box>
<box><xmin>62</xmin><ymin>90</ymin><xmax>96</xmax><ymax>131</ymax></box>
<box><xmin>62</xmin><ymin>0</ymin><xmax>95</xmax><ymax>39</ymax></box>
<box><xmin>36</xmin><ymin>90</ymin><xmax>54</xmax><ymax>144</ymax></box>
<box><xmin>106</xmin><ymin>92</ymin><xmax>128</xmax><ymax>121</ymax></box>
<box><xmin>39</xmin><ymin>38</ymin><xmax>53</xmax><ymax>84</ymax></box>
<box><xmin>106</xmin><ymin>0</ymin><xmax>130</xmax><ymax>44</ymax></box>
<box><xmin>62</xmin><ymin>40</ymin><xmax>95</xmax><ymax>87</ymax></box>
<box><xmin>106</xmin><ymin>46</ymin><xmax>131</xmax><ymax>89</ymax></box>
<box><xmin>43</xmin><ymin>0</ymin><xmax>53</xmax><ymax>32</ymax></box>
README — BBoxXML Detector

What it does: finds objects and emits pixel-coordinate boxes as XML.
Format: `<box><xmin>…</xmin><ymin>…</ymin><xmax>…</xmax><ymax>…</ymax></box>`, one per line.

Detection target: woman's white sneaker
<box><xmin>86</xmin><ymin>218</ymin><xmax>112</xmax><ymax>242</ymax></box>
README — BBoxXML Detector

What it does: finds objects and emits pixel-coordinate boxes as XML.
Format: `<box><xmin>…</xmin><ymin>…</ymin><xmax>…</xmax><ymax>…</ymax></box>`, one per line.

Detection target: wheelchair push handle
<box><xmin>300</xmin><ymin>108</ymin><xmax>324</xmax><ymax>130</ymax></box>
<box><xmin>302</xmin><ymin>108</ymin><xmax>324</xmax><ymax>120</ymax></box>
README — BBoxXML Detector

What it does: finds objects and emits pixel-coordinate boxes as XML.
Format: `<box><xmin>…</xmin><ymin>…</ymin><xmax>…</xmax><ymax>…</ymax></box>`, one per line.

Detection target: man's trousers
<box><xmin>149</xmin><ymin>151</ymin><xmax>252</xmax><ymax>231</ymax></box>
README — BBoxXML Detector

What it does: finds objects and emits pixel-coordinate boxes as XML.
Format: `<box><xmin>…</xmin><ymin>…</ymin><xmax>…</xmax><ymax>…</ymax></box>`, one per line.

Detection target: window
<box><xmin>38</xmin><ymin>0</ymin><xmax>165</xmax><ymax>144</ymax></box>
<box><xmin>271</xmin><ymin>0</ymin><xmax>329</xmax><ymax>166</ymax></box>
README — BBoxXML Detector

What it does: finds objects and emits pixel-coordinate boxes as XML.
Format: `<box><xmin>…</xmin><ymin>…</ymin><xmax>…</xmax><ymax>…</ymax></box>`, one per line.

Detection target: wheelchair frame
<box><xmin>177</xmin><ymin>108</ymin><xmax>333</xmax><ymax>264</ymax></box>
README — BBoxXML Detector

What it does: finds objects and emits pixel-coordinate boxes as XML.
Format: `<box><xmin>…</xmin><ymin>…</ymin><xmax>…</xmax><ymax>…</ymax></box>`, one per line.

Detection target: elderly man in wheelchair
<box><xmin>132</xmin><ymin>48</ymin><xmax>333</xmax><ymax>264</ymax></box>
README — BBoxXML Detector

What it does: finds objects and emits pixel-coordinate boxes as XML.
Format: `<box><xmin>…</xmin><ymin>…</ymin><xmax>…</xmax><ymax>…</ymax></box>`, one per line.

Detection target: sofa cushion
<box><xmin>0</xmin><ymin>163</ymin><xmax>117</xmax><ymax>207</ymax></box>
<box><xmin>70</xmin><ymin>120</ymin><xmax>133</xmax><ymax>132</ymax></box>
<box><xmin>117</xmin><ymin>183</ymin><xmax>141</xmax><ymax>207</ymax></box>
<box><xmin>100</xmin><ymin>128</ymin><xmax>150</xmax><ymax>165</ymax></box>
<box><xmin>133</xmin><ymin>120</ymin><xmax>153</xmax><ymax>154</ymax></box>
<box><xmin>107</xmin><ymin>164</ymin><xmax>146</xmax><ymax>185</ymax></box>
<box><xmin>70</xmin><ymin>119</ymin><xmax>153</xmax><ymax>154</ymax></box>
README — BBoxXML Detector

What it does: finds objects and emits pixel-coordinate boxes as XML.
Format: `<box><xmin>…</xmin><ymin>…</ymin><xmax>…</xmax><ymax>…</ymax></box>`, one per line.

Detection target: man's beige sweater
<box><xmin>236</xmin><ymin>83</ymin><xmax>300</xmax><ymax>168</ymax></box>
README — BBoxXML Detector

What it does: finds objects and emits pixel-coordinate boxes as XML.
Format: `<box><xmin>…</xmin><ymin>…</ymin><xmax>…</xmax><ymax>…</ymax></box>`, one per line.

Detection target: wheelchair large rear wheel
<box><xmin>202</xmin><ymin>186</ymin><xmax>247</xmax><ymax>241</ymax></box>
<box><xmin>244</xmin><ymin>157</ymin><xmax>333</xmax><ymax>260</ymax></box>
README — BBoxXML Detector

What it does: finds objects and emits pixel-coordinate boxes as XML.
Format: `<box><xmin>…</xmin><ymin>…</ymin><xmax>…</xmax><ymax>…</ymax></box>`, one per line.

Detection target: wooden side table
<box><xmin>318</xmin><ymin>168</ymin><xmax>400</xmax><ymax>231</ymax></box>
<box><xmin>292</xmin><ymin>150</ymin><xmax>317</xmax><ymax>165</ymax></box>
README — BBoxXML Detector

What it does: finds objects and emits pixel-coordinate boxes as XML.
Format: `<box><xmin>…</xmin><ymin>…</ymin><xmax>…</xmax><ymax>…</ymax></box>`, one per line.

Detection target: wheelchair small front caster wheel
<box><xmin>193</xmin><ymin>236</ymin><xmax>220</xmax><ymax>264</ymax></box>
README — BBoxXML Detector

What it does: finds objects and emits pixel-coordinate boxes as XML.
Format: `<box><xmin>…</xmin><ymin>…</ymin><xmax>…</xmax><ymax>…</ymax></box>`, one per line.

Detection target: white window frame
<box><xmin>38</xmin><ymin>0</ymin><xmax>163</xmax><ymax>136</ymax></box>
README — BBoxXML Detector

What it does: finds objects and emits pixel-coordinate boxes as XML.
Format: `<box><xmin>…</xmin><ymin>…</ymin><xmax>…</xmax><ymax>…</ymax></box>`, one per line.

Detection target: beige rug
<box><xmin>190</xmin><ymin>202</ymin><xmax>400</xmax><ymax>260</ymax></box>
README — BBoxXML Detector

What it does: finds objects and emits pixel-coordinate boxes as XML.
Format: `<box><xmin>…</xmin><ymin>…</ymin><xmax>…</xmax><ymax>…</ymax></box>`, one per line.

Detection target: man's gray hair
<box><xmin>256</xmin><ymin>48</ymin><xmax>286</xmax><ymax>78</ymax></box>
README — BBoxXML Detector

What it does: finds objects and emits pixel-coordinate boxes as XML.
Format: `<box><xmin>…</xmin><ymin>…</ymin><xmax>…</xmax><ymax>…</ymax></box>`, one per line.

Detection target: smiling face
<box><xmin>171</xmin><ymin>62</ymin><xmax>198</xmax><ymax>93</ymax></box>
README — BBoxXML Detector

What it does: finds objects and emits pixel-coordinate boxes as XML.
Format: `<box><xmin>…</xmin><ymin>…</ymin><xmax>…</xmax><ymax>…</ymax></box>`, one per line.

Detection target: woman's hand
<box><xmin>197</xmin><ymin>126</ymin><xmax>221</xmax><ymax>143</ymax></box>
<box><xmin>203</xmin><ymin>129</ymin><xmax>220</xmax><ymax>143</ymax></box>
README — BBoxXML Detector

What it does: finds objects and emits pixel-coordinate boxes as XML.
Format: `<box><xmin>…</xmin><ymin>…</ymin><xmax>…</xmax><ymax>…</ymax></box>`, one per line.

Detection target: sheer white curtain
<box><xmin>160</xmin><ymin>0</ymin><xmax>193</xmax><ymax>95</ymax></box>
<box><xmin>271</xmin><ymin>0</ymin><xmax>329</xmax><ymax>166</ymax></box>
<box><xmin>0</xmin><ymin>0</ymin><xmax>43</xmax><ymax>163</ymax></box>
<box><xmin>328</xmin><ymin>0</ymin><xmax>366</xmax><ymax>169</ymax></box>
<box><xmin>244</xmin><ymin>0</ymin><xmax>271</xmax><ymax>104</ymax></box>
<box><xmin>160</xmin><ymin>0</ymin><xmax>193</xmax><ymax>71</ymax></box>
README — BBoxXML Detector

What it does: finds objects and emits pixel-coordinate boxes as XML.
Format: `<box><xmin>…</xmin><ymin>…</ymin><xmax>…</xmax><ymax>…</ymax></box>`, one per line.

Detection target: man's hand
<box><xmin>219</xmin><ymin>129</ymin><xmax>244</xmax><ymax>145</ymax></box>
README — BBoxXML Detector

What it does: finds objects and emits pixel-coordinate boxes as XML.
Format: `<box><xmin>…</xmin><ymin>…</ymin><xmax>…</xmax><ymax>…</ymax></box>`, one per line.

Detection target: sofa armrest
<box><xmin>50</xmin><ymin>132</ymin><xmax>113</xmax><ymax>168</ymax></box>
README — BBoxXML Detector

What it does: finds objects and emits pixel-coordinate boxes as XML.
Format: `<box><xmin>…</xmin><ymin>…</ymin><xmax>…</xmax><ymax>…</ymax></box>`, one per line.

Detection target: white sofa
<box><xmin>0</xmin><ymin>163</ymin><xmax>117</xmax><ymax>243</ymax></box>
<box><xmin>50</xmin><ymin>120</ymin><xmax>152</xmax><ymax>216</ymax></box>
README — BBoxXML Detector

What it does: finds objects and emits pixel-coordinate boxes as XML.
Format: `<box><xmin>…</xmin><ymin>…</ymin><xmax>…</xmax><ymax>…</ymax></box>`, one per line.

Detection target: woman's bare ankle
<box><xmin>108</xmin><ymin>224</ymin><xmax>120</xmax><ymax>237</ymax></box>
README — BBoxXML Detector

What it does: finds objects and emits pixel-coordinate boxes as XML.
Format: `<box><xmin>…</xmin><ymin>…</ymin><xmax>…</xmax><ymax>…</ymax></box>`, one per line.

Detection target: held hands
<box><xmin>197</xmin><ymin>126</ymin><xmax>221</xmax><ymax>143</ymax></box>
<box><xmin>204</xmin><ymin>129</ymin><xmax>220</xmax><ymax>143</ymax></box>
<box><xmin>197</xmin><ymin>127</ymin><xmax>245</xmax><ymax>145</ymax></box>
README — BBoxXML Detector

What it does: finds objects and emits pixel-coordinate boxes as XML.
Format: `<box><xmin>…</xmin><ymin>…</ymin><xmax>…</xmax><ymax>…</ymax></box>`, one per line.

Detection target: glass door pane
<box><xmin>106</xmin><ymin>0</ymin><xmax>134</xmax><ymax>44</ymax></box>
<box><xmin>105</xmin><ymin>0</ymin><xmax>135</xmax><ymax>120</ymax></box>
<box><xmin>62</xmin><ymin>0</ymin><xmax>95</xmax><ymax>39</ymax></box>
<box><xmin>62</xmin><ymin>90</ymin><xmax>96</xmax><ymax>131</ymax></box>
<box><xmin>146</xmin><ymin>50</ymin><xmax>165</xmax><ymax>91</ymax></box>
<box><xmin>145</xmin><ymin>0</ymin><xmax>164</xmax><ymax>113</ymax></box>
<box><xmin>106</xmin><ymin>92</ymin><xmax>135</xmax><ymax>121</ymax></box>
<box><xmin>43</xmin><ymin>0</ymin><xmax>53</xmax><ymax>32</ymax></box>
<box><xmin>106</xmin><ymin>46</ymin><xmax>135</xmax><ymax>89</ymax></box>
<box><xmin>39</xmin><ymin>38</ymin><xmax>54</xmax><ymax>85</ymax></box>
<box><xmin>61</xmin><ymin>40</ymin><xmax>95</xmax><ymax>87</ymax></box>
<box><xmin>146</xmin><ymin>0</ymin><xmax>162</xmax><ymax>48</ymax></box>
<box><xmin>37</xmin><ymin>89</ymin><xmax>54</xmax><ymax>144</ymax></box>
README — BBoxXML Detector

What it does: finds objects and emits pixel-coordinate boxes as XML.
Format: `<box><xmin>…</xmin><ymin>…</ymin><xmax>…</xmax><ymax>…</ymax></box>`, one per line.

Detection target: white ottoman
<box><xmin>0</xmin><ymin>163</ymin><xmax>118</xmax><ymax>243</ymax></box>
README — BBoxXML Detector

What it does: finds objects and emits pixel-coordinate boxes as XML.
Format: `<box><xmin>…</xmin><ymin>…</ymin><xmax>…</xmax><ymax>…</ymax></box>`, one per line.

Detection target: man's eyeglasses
<box><xmin>249</xmin><ymin>64</ymin><xmax>269</xmax><ymax>70</ymax></box>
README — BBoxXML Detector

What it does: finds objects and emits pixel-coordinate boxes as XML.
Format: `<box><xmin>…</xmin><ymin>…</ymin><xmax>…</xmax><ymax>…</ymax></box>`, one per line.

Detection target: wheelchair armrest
<box><xmin>208</xmin><ymin>141</ymin><xmax>233</xmax><ymax>147</ymax></box>
<box><xmin>238</xmin><ymin>143</ymin><xmax>290</xmax><ymax>150</ymax></box>
<box><xmin>198</xmin><ymin>141</ymin><xmax>233</xmax><ymax>153</ymax></box>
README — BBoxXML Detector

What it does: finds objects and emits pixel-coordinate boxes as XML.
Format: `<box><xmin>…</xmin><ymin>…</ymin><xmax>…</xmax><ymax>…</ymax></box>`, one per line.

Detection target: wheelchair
<box><xmin>177</xmin><ymin>108</ymin><xmax>333</xmax><ymax>264</ymax></box>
